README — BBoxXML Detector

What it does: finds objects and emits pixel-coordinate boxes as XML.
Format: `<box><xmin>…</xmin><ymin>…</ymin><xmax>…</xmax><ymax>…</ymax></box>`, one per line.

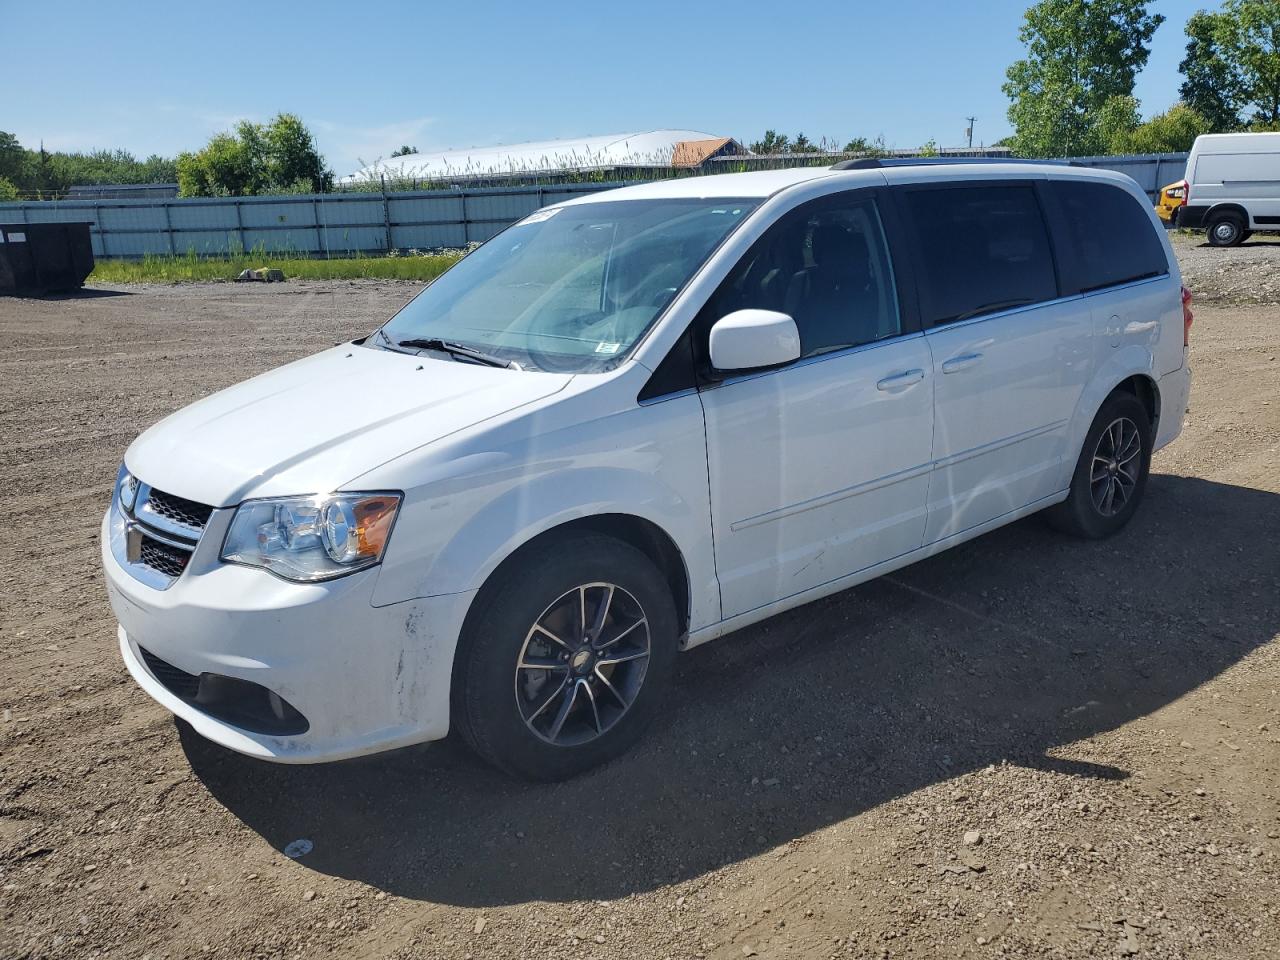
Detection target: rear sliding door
<box><xmin>896</xmin><ymin>179</ymin><xmax>1096</xmax><ymax>544</ymax></box>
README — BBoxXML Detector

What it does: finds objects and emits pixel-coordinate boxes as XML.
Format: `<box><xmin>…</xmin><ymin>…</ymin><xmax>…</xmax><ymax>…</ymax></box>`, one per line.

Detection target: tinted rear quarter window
<box><xmin>901</xmin><ymin>184</ymin><xmax>1058</xmax><ymax>325</ymax></box>
<box><xmin>1050</xmin><ymin>180</ymin><xmax>1169</xmax><ymax>292</ymax></box>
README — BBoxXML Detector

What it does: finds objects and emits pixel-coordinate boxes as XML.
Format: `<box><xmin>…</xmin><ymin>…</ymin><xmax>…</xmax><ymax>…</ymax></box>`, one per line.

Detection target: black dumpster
<box><xmin>0</xmin><ymin>222</ymin><xmax>95</xmax><ymax>295</ymax></box>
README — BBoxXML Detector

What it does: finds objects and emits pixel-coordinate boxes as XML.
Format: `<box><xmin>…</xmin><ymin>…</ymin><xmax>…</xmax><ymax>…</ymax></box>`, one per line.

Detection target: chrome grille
<box><xmin>138</xmin><ymin>536</ymin><xmax>192</xmax><ymax>579</ymax></box>
<box><xmin>144</xmin><ymin>489</ymin><xmax>214</xmax><ymax>531</ymax></box>
<box><xmin>112</xmin><ymin>477</ymin><xmax>214</xmax><ymax>590</ymax></box>
<box><xmin>137</xmin><ymin>485</ymin><xmax>213</xmax><ymax>540</ymax></box>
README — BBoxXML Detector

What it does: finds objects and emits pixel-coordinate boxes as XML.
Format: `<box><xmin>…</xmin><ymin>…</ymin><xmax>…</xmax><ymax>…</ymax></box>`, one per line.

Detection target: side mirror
<box><xmin>708</xmin><ymin>309</ymin><xmax>801</xmax><ymax>374</ymax></box>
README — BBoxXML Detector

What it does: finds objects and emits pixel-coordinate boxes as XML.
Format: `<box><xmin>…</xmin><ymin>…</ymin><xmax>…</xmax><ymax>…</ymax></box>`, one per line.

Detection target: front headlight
<box><xmin>221</xmin><ymin>492</ymin><xmax>401</xmax><ymax>582</ymax></box>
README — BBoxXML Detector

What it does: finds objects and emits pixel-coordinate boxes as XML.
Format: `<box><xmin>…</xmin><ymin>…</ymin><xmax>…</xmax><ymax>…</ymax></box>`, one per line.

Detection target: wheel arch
<box><xmin>1205</xmin><ymin>202</ymin><xmax>1251</xmax><ymax>226</ymax></box>
<box><xmin>1063</xmin><ymin>355</ymin><xmax>1161</xmax><ymax>489</ymax></box>
<box><xmin>1111</xmin><ymin>372</ymin><xmax>1161</xmax><ymax>430</ymax></box>
<box><xmin>470</xmin><ymin>513</ymin><xmax>693</xmax><ymax>639</ymax></box>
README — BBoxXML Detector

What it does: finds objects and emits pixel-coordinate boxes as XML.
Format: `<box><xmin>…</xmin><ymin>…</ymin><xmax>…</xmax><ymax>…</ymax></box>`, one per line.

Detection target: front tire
<box><xmin>1047</xmin><ymin>392</ymin><xmax>1152</xmax><ymax>539</ymax></box>
<box><xmin>452</xmin><ymin>532</ymin><xmax>678</xmax><ymax>780</ymax></box>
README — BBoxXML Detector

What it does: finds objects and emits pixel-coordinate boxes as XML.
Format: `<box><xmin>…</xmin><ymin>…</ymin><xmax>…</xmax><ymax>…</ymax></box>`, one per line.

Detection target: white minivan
<box><xmin>103</xmin><ymin>161</ymin><xmax>1193</xmax><ymax>779</ymax></box>
<box><xmin>1176</xmin><ymin>131</ymin><xmax>1280</xmax><ymax>245</ymax></box>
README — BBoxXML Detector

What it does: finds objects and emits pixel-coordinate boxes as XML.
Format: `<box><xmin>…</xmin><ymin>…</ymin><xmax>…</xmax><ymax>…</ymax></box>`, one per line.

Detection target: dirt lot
<box><xmin>1</xmin><ymin>235</ymin><xmax>1278</xmax><ymax>960</ymax></box>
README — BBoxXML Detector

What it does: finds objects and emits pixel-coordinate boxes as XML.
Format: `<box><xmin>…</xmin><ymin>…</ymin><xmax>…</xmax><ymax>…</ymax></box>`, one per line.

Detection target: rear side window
<box><xmin>902</xmin><ymin>184</ymin><xmax>1058</xmax><ymax>325</ymax></box>
<box><xmin>1051</xmin><ymin>180</ymin><xmax>1168</xmax><ymax>292</ymax></box>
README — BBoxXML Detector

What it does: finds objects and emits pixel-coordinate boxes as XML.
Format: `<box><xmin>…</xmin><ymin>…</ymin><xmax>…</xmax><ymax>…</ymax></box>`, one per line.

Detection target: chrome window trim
<box><xmin>704</xmin><ymin>330</ymin><xmax>926</xmax><ymax>390</ymax></box>
<box><xmin>1079</xmin><ymin>272</ymin><xmax>1171</xmax><ymax>300</ymax></box>
<box><xmin>922</xmin><ymin>272</ymin><xmax>1172</xmax><ymax>333</ymax></box>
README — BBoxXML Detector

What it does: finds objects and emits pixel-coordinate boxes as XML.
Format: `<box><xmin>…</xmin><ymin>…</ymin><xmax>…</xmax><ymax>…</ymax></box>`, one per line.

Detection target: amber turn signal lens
<box><xmin>354</xmin><ymin>495</ymin><xmax>399</xmax><ymax>558</ymax></box>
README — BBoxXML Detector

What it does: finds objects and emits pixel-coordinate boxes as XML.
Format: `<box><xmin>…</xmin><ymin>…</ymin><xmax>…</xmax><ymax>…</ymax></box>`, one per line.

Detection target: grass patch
<box><xmin>90</xmin><ymin>250</ymin><xmax>463</xmax><ymax>284</ymax></box>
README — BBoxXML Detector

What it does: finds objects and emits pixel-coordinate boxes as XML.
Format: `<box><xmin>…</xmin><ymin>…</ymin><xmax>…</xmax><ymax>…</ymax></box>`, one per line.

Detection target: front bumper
<box><xmin>102</xmin><ymin>509</ymin><xmax>474</xmax><ymax>763</ymax></box>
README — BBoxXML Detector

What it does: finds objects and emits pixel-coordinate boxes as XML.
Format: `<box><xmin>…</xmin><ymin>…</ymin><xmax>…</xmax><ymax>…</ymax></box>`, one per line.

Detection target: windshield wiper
<box><xmin>394</xmin><ymin>337</ymin><xmax>520</xmax><ymax>370</ymax></box>
<box><xmin>946</xmin><ymin>298</ymin><xmax>1035</xmax><ymax>323</ymax></box>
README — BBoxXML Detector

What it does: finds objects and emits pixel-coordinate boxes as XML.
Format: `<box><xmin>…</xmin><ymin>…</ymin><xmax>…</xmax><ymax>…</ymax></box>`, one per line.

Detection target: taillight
<box><xmin>1182</xmin><ymin>285</ymin><xmax>1193</xmax><ymax>347</ymax></box>
<box><xmin>1181</xmin><ymin>180</ymin><xmax>1190</xmax><ymax>203</ymax></box>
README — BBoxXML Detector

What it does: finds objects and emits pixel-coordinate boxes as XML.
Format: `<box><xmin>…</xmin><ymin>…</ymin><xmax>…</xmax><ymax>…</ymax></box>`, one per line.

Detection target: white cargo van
<box><xmin>1177</xmin><ymin>132</ymin><xmax>1280</xmax><ymax>245</ymax></box>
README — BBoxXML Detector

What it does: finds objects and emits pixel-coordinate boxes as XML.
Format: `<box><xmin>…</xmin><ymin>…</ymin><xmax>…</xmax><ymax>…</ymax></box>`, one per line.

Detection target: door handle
<box><xmin>876</xmin><ymin>368</ymin><xmax>925</xmax><ymax>391</ymax></box>
<box><xmin>941</xmin><ymin>352</ymin><xmax>984</xmax><ymax>374</ymax></box>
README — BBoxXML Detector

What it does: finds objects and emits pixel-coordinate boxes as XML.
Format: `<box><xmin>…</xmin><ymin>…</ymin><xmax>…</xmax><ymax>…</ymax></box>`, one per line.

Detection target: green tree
<box><xmin>843</xmin><ymin>134</ymin><xmax>890</xmax><ymax>155</ymax></box>
<box><xmin>1179</xmin><ymin>10</ymin><xmax>1245</xmax><ymax>130</ymax></box>
<box><xmin>0</xmin><ymin>131</ymin><xmax>25</xmax><ymax>184</ymax></box>
<box><xmin>1218</xmin><ymin>0</ymin><xmax>1280</xmax><ymax>126</ymax></box>
<box><xmin>0</xmin><ymin>175</ymin><xmax>17</xmax><ymax>200</ymax></box>
<box><xmin>1095</xmin><ymin>93</ymin><xmax>1143</xmax><ymax>151</ymax></box>
<box><xmin>918</xmin><ymin>138</ymin><xmax>941</xmax><ymax>157</ymax></box>
<box><xmin>177</xmin><ymin>114</ymin><xmax>332</xmax><ymax>197</ymax></box>
<box><xmin>1130</xmin><ymin>102</ymin><xmax>1214</xmax><ymax>151</ymax></box>
<box><xmin>263</xmin><ymin>113</ymin><xmax>332</xmax><ymax>192</ymax></box>
<box><xmin>44</xmin><ymin>149</ymin><xmax>178</xmax><ymax>190</ymax></box>
<box><xmin>791</xmin><ymin>132</ymin><xmax>814</xmax><ymax>153</ymax></box>
<box><xmin>1179</xmin><ymin>2</ymin><xmax>1280</xmax><ymax>130</ymax></box>
<box><xmin>390</xmin><ymin>145</ymin><xmax>419</xmax><ymax>157</ymax></box>
<box><xmin>749</xmin><ymin>130</ymin><xmax>790</xmax><ymax>154</ymax></box>
<box><xmin>0</xmin><ymin>130</ymin><xmax>179</xmax><ymax>198</ymax></box>
<box><xmin>1004</xmin><ymin>0</ymin><xmax>1165</xmax><ymax>156</ymax></box>
<box><xmin>177</xmin><ymin>132</ymin><xmax>257</xmax><ymax>197</ymax></box>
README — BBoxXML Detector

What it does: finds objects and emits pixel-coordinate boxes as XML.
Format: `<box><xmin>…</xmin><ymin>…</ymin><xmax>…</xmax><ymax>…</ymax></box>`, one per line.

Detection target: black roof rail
<box><xmin>831</xmin><ymin>157</ymin><xmax>1075</xmax><ymax>170</ymax></box>
<box><xmin>831</xmin><ymin>158</ymin><xmax>886</xmax><ymax>170</ymax></box>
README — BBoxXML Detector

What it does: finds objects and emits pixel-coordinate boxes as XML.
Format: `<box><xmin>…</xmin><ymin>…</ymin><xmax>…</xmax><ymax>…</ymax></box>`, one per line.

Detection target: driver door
<box><xmin>698</xmin><ymin>190</ymin><xmax>934</xmax><ymax>619</ymax></box>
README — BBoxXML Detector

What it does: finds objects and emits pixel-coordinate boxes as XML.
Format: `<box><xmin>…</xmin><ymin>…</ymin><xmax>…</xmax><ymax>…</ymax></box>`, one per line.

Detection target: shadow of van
<box><xmin>181</xmin><ymin>473</ymin><xmax>1279</xmax><ymax>907</ymax></box>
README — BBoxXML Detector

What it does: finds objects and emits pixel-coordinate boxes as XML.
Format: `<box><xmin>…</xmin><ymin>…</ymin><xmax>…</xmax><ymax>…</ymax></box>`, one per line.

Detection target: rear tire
<box><xmin>451</xmin><ymin>532</ymin><xmax>678</xmax><ymax>780</ymax></box>
<box><xmin>1046</xmin><ymin>392</ymin><xmax>1152</xmax><ymax>539</ymax></box>
<box><xmin>1206</xmin><ymin>212</ymin><xmax>1246</xmax><ymax>247</ymax></box>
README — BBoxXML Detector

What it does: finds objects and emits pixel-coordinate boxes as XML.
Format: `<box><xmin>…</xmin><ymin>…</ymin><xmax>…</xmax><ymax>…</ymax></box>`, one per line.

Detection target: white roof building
<box><xmin>340</xmin><ymin>129</ymin><xmax>741</xmax><ymax>184</ymax></box>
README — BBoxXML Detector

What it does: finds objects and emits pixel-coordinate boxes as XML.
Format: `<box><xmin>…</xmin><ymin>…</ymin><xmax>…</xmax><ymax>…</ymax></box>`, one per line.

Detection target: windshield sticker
<box><xmin>594</xmin><ymin>341</ymin><xmax>621</xmax><ymax>355</ymax></box>
<box><xmin>518</xmin><ymin>208</ymin><xmax>560</xmax><ymax>226</ymax></box>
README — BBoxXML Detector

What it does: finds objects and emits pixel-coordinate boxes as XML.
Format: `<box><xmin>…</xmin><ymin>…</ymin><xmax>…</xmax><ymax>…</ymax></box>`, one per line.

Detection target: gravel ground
<box><xmin>1170</xmin><ymin>230</ymin><xmax>1280</xmax><ymax>305</ymax></box>
<box><xmin>0</xmin><ymin>240</ymin><xmax>1278</xmax><ymax>960</ymax></box>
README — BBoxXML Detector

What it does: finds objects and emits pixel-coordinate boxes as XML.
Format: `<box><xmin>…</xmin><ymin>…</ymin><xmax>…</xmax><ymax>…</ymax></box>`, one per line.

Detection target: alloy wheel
<box><xmin>514</xmin><ymin>582</ymin><xmax>650</xmax><ymax>746</ymax></box>
<box><xmin>1090</xmin><ymin>417</ymin><xmax>1141</xmax><ymax>517</ymax></box>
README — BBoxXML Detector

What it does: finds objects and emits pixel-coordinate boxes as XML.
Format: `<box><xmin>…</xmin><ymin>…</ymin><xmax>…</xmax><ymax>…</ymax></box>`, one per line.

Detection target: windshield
<box><xmin>373</xmin><ymin>197</ymin><xmax>758</xmax><ymax>373</ymax></box>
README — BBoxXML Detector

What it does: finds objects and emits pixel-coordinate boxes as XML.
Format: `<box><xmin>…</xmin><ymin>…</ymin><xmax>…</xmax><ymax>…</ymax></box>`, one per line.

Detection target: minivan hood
<box><xmin>125</xmin><ymin>345</ymin><xmax>572</xmax><ymax>507</ymax></box>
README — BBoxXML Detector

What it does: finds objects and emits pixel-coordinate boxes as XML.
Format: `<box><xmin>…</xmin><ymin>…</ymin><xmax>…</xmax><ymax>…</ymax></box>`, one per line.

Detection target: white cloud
<box><xmin>311</xmin><ymin>116</ymin><xmax>437</xmax><ymax>177</ymax></box>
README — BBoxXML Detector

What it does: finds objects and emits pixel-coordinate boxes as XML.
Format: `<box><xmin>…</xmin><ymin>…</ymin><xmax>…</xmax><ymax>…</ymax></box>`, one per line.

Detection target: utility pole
<box><xmin>965</xmin><ymin>117</ymin><xmax>977</xmax><ymax>150</ymax></box>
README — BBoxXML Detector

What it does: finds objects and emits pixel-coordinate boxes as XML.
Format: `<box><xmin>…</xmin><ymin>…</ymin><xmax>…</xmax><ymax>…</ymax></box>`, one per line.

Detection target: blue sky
<box><xmin>5</xmin><ymin>0</ymin><xmax>1210</xmax><ymax>177</ymax></box>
